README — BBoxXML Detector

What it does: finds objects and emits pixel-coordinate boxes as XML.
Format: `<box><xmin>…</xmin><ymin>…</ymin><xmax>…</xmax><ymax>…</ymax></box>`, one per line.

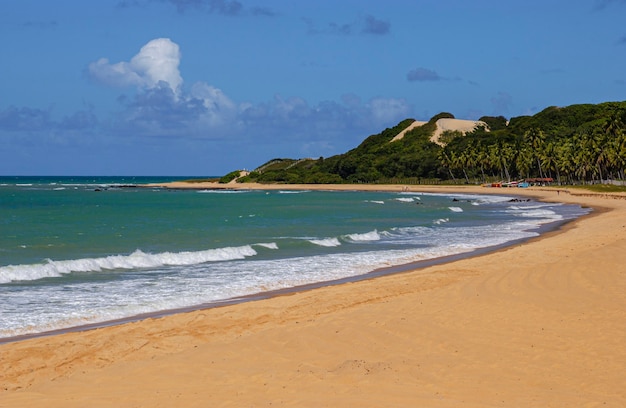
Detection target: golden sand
<box><xmin>2</xmin><ymin>184</ymin><xmax>625</xmax><ymax>407</ymax></box>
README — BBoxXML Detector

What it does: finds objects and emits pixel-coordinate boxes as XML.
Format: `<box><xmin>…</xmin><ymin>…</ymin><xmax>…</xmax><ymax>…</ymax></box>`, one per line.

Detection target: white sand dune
<box><xmin>390</xmin><ymin>120</ymin><xmax>427</xmax><ymax>142</ymax></box>
<box><xmin>391</xmin><ymin>118</ymin><xmax>488</xmax><ymax>145</ymax></box>
<box><xmin>430</xmin><ymin>118</ymin><xmax>487</xmax><ymax>145</ymax></box>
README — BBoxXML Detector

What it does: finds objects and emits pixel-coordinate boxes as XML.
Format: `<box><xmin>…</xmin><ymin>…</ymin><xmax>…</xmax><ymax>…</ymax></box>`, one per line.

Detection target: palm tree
<box><xmin>593</xmin><ymin>131</ymin><xmax>609</xmax><ymax>183</ymax></box>
<box><xmin>438</xmin><ymin>149</ymin><xmax>457</xmax><ymax>183</ymax></box>
<box><xmin>604</xmin><ymin>115</ymin><xmax>626</xmax><ymax>181</ymax></box>
<box><xmin>610</xmin><ymin>132</ymin><xmax>626</xmax><ymax>180</ymax></box>
<box><xmin>556</xmin><ymin>142</ymin><xmax>575</xmax><ymax>184</ymax></box>
<box><xmin>501</xmin><ymin>144</ymin><xmax>515</xmax><ymax>182</ymax></box>
<box><xmin>516</xmin><ymin>145</ymin><xmax>534</xmax><ymax>180</ymax></box>
<box><xmin>488</xmin><ymin>141</ymin><xmax>514</xmax><ymax>182</ymax></box>
<box><xmin>488</xmin><ymin>144</ymin><xmax>503</xmax><ymax>181</ymax></box>
<box><xmin>475</xmin><ymin>143</ymin><xmax>490</xmax><ymax>183</ymax></box>
<box><xmin>573</xmin><ymin>132</ymin><xmax>597</xmax><ymax>183</ymax></box>
<box><xmin>524</xmin><ymin>127</ymin><xmax>546</xmax><ymax>179</ymax></box>
<box><xmin>454</xmin><ymin>150</ymin><xmax>471</xmax><ymax>184</ymax></box>
<box><xmin>541</xmin><ymin>142</ymin><xmax>560</xmax><ymax>184</ymax></box>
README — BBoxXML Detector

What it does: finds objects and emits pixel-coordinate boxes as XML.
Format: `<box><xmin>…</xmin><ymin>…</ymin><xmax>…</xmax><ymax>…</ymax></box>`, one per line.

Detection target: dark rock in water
<box><xmin>508</xmin><ymin>198</ymin><xmax>531</xmax><ymax>202</ymax></box>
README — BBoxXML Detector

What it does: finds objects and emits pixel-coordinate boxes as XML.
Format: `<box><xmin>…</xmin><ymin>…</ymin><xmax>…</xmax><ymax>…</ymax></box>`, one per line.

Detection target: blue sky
<box><xmin>1</xmin><ymin>0</ymin><xmax>625</xmax><ymax>176</ymax></box>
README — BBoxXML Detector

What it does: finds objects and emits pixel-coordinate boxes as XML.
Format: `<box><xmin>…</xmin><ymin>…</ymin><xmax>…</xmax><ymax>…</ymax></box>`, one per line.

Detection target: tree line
<box><xmin>442</xmin><ymin>102</ymin><xmax>626</xmax><ymax>184</ymax></box>
<box><xmin>238</xmin><ymin>101</ymin><xmax>626</xmax><ymax>185</ymax></box>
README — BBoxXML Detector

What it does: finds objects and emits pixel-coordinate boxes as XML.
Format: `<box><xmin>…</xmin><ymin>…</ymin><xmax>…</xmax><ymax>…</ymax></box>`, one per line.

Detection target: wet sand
<box><xmin>2</xmin><ymin>184</ymin><xmax>625</xmax><ymax>407</ymax></box>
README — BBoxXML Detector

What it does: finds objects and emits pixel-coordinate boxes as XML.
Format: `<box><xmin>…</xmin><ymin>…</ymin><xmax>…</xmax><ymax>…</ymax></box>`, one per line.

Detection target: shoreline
<box><xmin>2</xmin><ymin>184</ymin><xmax>625</xmax><ymax>407</ymax></box>
<box><xmin>0</xmin><ymin>183</ymin><xmax>581</xmax><ymax>345</ymax></box>
<box><xmin>0</xmin><ymin>199</ymin><xmax>583</xmax><ymax>346</ymax></box>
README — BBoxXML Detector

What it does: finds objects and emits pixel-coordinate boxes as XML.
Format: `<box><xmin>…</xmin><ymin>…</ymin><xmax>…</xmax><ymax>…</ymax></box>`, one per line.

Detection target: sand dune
<box><xmin>390</xmin><ymin>120</ymin><xmax>427</xmax><ymax>142</ymax></box>
<box><xmin>2</xmin><ymin>185</ymin><xmax>625</xmax><ymax>407</ymax></box>
<box><xmin>430</xmin><ymin>118</ymin><xmax>487</xmax><ymax>145</ymax></box>
<box><xmin>390</xmin><ymin>118</ymin><xmax>487</xmax><ymax>145</ymax></box>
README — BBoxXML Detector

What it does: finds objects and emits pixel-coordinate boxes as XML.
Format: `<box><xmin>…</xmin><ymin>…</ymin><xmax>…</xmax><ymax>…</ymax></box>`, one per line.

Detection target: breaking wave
<box><xmin>309</xmin><ymin>238</ymin><xmax>342</xmax><ymax>247</ymax></box>
<box><xmin>0</xmin><ymin>245</ymin><xmax>259</xmax><ymax>284</ymax></box>
<box><xmin>344</xmin><ymin>230</ymin><xmax>381</xmax><ymax>242</ymax></box>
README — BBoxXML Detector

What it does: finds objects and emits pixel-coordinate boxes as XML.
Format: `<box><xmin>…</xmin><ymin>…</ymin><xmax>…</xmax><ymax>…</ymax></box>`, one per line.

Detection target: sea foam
<box><xmin>0</xmin><ymin>245</ymin><xmax>258</xmax><ymax>284</ymax></box>
<box><xmin>345</xmin><ymin>230</ymin><xmax>381</xmax><ymax>242</ymax></box>
<box><xmin>309</xmin><ymin>238</ymin><xmax>342</xmax><ymax>247</ymax></box>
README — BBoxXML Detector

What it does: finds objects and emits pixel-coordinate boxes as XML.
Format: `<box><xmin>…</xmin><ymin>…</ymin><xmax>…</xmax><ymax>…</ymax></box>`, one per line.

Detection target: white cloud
<box><xmin>367</xmin><ymin>97</ymin><xmax>411</xmax><ymax>124</ymax></box>
<box><xmin>86</xmin><ymin>38</ymin><xmax>413</xmax><ymax>154</ymax></box>
<box><xmin>88</xmin><ymin>38</ymin><xmax>182</xmax><ymax>92</ymax></box>
<box><xmin>190</xmin><ymin>82</ymin><xmax>237</xmax><ymax>126</ymax></box>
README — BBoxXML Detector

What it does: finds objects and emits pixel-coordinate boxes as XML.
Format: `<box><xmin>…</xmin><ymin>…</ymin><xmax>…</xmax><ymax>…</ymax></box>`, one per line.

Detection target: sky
<box><xmin>1</xmin><ymin>0</ymin><xmax>625</xmax><ymax>176</ymax></box>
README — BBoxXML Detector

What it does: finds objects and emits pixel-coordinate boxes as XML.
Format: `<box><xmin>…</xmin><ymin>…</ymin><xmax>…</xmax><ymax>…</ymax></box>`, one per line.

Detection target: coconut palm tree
<box><xmin>438</xmin><ymin>149</ymin><xmax>457</xmax><ymax>183</ymax></box>
<box><xmin>475</xmin><ymin>143</ymin><xmax>490</xmax><ymax>183</ymax></box>
<box><xmin>573</xmin><ymin>132</ymin><xmax>597</xmax><ymax>183</ymax></box>
<box><xmin>541</xmin><ymin>142</ymin><xmax>560</xmax><ymax>184</ymax></box>
<box><xmin>516</xmin><ymin>145</ymin><xmax>534</xmax><ymax>180</ymax></box>
<box><xmin>556</xmin><ymin>142</ymin><xmax>575</xmax><ymax>184</ymax></box>
<box><xmin>524</xmin><ymin>127</ymin><xmax>546</xmax><ymax>179</ymax></box>
<box><xmin>604</xmin><ymin>115</ymin><xmax>626</xmax><ymax>181</ymax></box>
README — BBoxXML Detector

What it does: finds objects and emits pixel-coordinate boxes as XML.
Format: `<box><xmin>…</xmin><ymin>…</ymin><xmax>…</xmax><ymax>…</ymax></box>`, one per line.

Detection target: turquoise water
<box><xmin>0</xmin><ymin>177</ymin><xmax>589</xmax><ymax>338</ymax></box>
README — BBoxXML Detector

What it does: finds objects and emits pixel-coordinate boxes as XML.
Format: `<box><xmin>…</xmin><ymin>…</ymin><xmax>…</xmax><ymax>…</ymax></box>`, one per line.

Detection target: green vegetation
<box><xmin>233</xmin><ymin>101</ymin><xmax>626</xmax><ymax>186</ymax></box>
<box><xmin>180</xmin><ymin>177</ymin><xmax>220</xmax><ymax>183</ymax></box>
<box><xmin>568</xmin><ymin>184</ymin><xmax>626</xmax><ymax>193</ymax></box>
<box><xmin>218</xmin><ymin>170</ymin><xmax>243</xmax><ymax>184</ymax></box>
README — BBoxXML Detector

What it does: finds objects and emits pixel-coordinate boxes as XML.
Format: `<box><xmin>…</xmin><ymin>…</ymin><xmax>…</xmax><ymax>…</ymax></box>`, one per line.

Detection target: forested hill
<box><xmin>232</xmin><ymin>101</ymin><xmax>626</xmax><ymax>185</ymax></box>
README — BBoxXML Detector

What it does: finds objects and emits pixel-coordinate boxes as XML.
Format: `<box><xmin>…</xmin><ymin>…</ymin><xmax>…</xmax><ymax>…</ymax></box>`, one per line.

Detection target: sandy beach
<box><xmin>2</xmin><ymin>184</ymin><xmax>625</xmax><ymax>407</ymax></box>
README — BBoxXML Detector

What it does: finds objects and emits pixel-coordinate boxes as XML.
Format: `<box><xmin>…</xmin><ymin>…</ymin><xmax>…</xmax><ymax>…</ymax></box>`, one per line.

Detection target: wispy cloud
<box><xmin>60</xmin><ymin>109</ymin><xmax>98</xmax><ymax>130</ymax></box>
<box><xmin>117</xmin><ymin>0</ymin><xmax>276</xmax><ymax>16</ymax></box>
<box><xmin>0</xmin><ymin>105</ymin><xmax>96</xmax><ymax>133</ymax></box>
<box><xmin>21</xmin><ymin>20</ymin><xmax>58</xmax><ymax>29</ymax></box>
<box><xmin>490</xmin><ymin>91</ymin><xmax>513</xmax><ymax>115</ymax></box>
<box><xmin>171</xmin><ymin>0</ymin><xmax>243</xmax><ymax>15</ymax></box>
<box><xmin>362</xmin><ymin>15</ymin><xmax>390</xmax><ymax>35</ymax></box>
<box><xmin>406</xmin><ymin>67</ymin><xmax>442</xmax><ymax>82</ymax></box>
<box><xmin>305</xmin><ymin>14</ymin><xmax>391</xmax><ymax>36</ymax></box>
<box><xmin>593</xmin><ymin>0</ymin><xmax>626</xmax><ymax>10</ymax></box>
<box><xmin>0</xmin><ymin>106</ymin><xmax>53</xmax><ymax>132</ymax></box>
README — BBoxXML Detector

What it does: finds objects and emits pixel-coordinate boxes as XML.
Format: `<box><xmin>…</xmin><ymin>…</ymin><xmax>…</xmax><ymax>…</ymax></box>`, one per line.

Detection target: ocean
<box><xmin>0</xmin><ymin>176</ymin><xmax>589</xmax><ymax>340</ymax></box>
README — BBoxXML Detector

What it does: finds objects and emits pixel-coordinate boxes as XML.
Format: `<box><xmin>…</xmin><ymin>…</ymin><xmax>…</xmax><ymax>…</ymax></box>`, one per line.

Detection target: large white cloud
<box><xmin>86</xmin><ymin>37</ymin><xmax>412</xmax><ymax>159</ymax></box>
<box><xmin>88</xmin><ymin>38</ymin><xmax>182</xmax><ymax>92</ymax></box>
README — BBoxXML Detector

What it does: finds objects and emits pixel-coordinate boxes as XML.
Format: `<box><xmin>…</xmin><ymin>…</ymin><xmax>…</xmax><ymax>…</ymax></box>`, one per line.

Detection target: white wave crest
<box><xmin>449</xmin><ymin>207</ymin><xmax>464</xmax><ymax>212</ymax></box>
<box><xmin>0</xmin><ymin>246</ymin><xmax>258</xmax><ymax>284</ymax></box>
<box><xmin>345</xmin><ymin>230</ymin><xmax>381</xmax><ymax>242</ymax></box>
<box><xmin>278</xmin><ymin>190</ymin><xmax>310</xmax><ymax>194</ymax></box>
<box><xmin>255</xmin><ymin>242</ymin><xmax>279</xmax><ymax>250</ymax></box>
<box><xmin>197</xmin><ymin>190</ymin><xmax>250</xmax><ymax>194</ymax></box>
<box><xmin>395</xmin><ymin>197</ymin><xmax>414</xmax><ymax>203</ymax></box>
<box><xmin>309</xmin><ymin>238</ymin><xmax>342</xmax><ymax>247</ymax></box>
<box><xmin>433</xmin><ymin>218</ymin><xmax>449</xmax><ymax>225</ymax></box>
<box><xmin>365</xmin><ymin>200</ymin><xmax>385</xmax><ymax>204</ymax></box>
<box><xmin>516</xmin><ymin>209</ymin><xmax>562</xmax><ymax>220</ymax></box>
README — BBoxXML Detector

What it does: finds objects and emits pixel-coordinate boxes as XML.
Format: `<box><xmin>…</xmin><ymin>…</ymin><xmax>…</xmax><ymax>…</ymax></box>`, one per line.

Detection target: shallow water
<box><xmin>0</xmin><ymin>177</ymin><xmax>589</xmax><ymax>338</ymax></box>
